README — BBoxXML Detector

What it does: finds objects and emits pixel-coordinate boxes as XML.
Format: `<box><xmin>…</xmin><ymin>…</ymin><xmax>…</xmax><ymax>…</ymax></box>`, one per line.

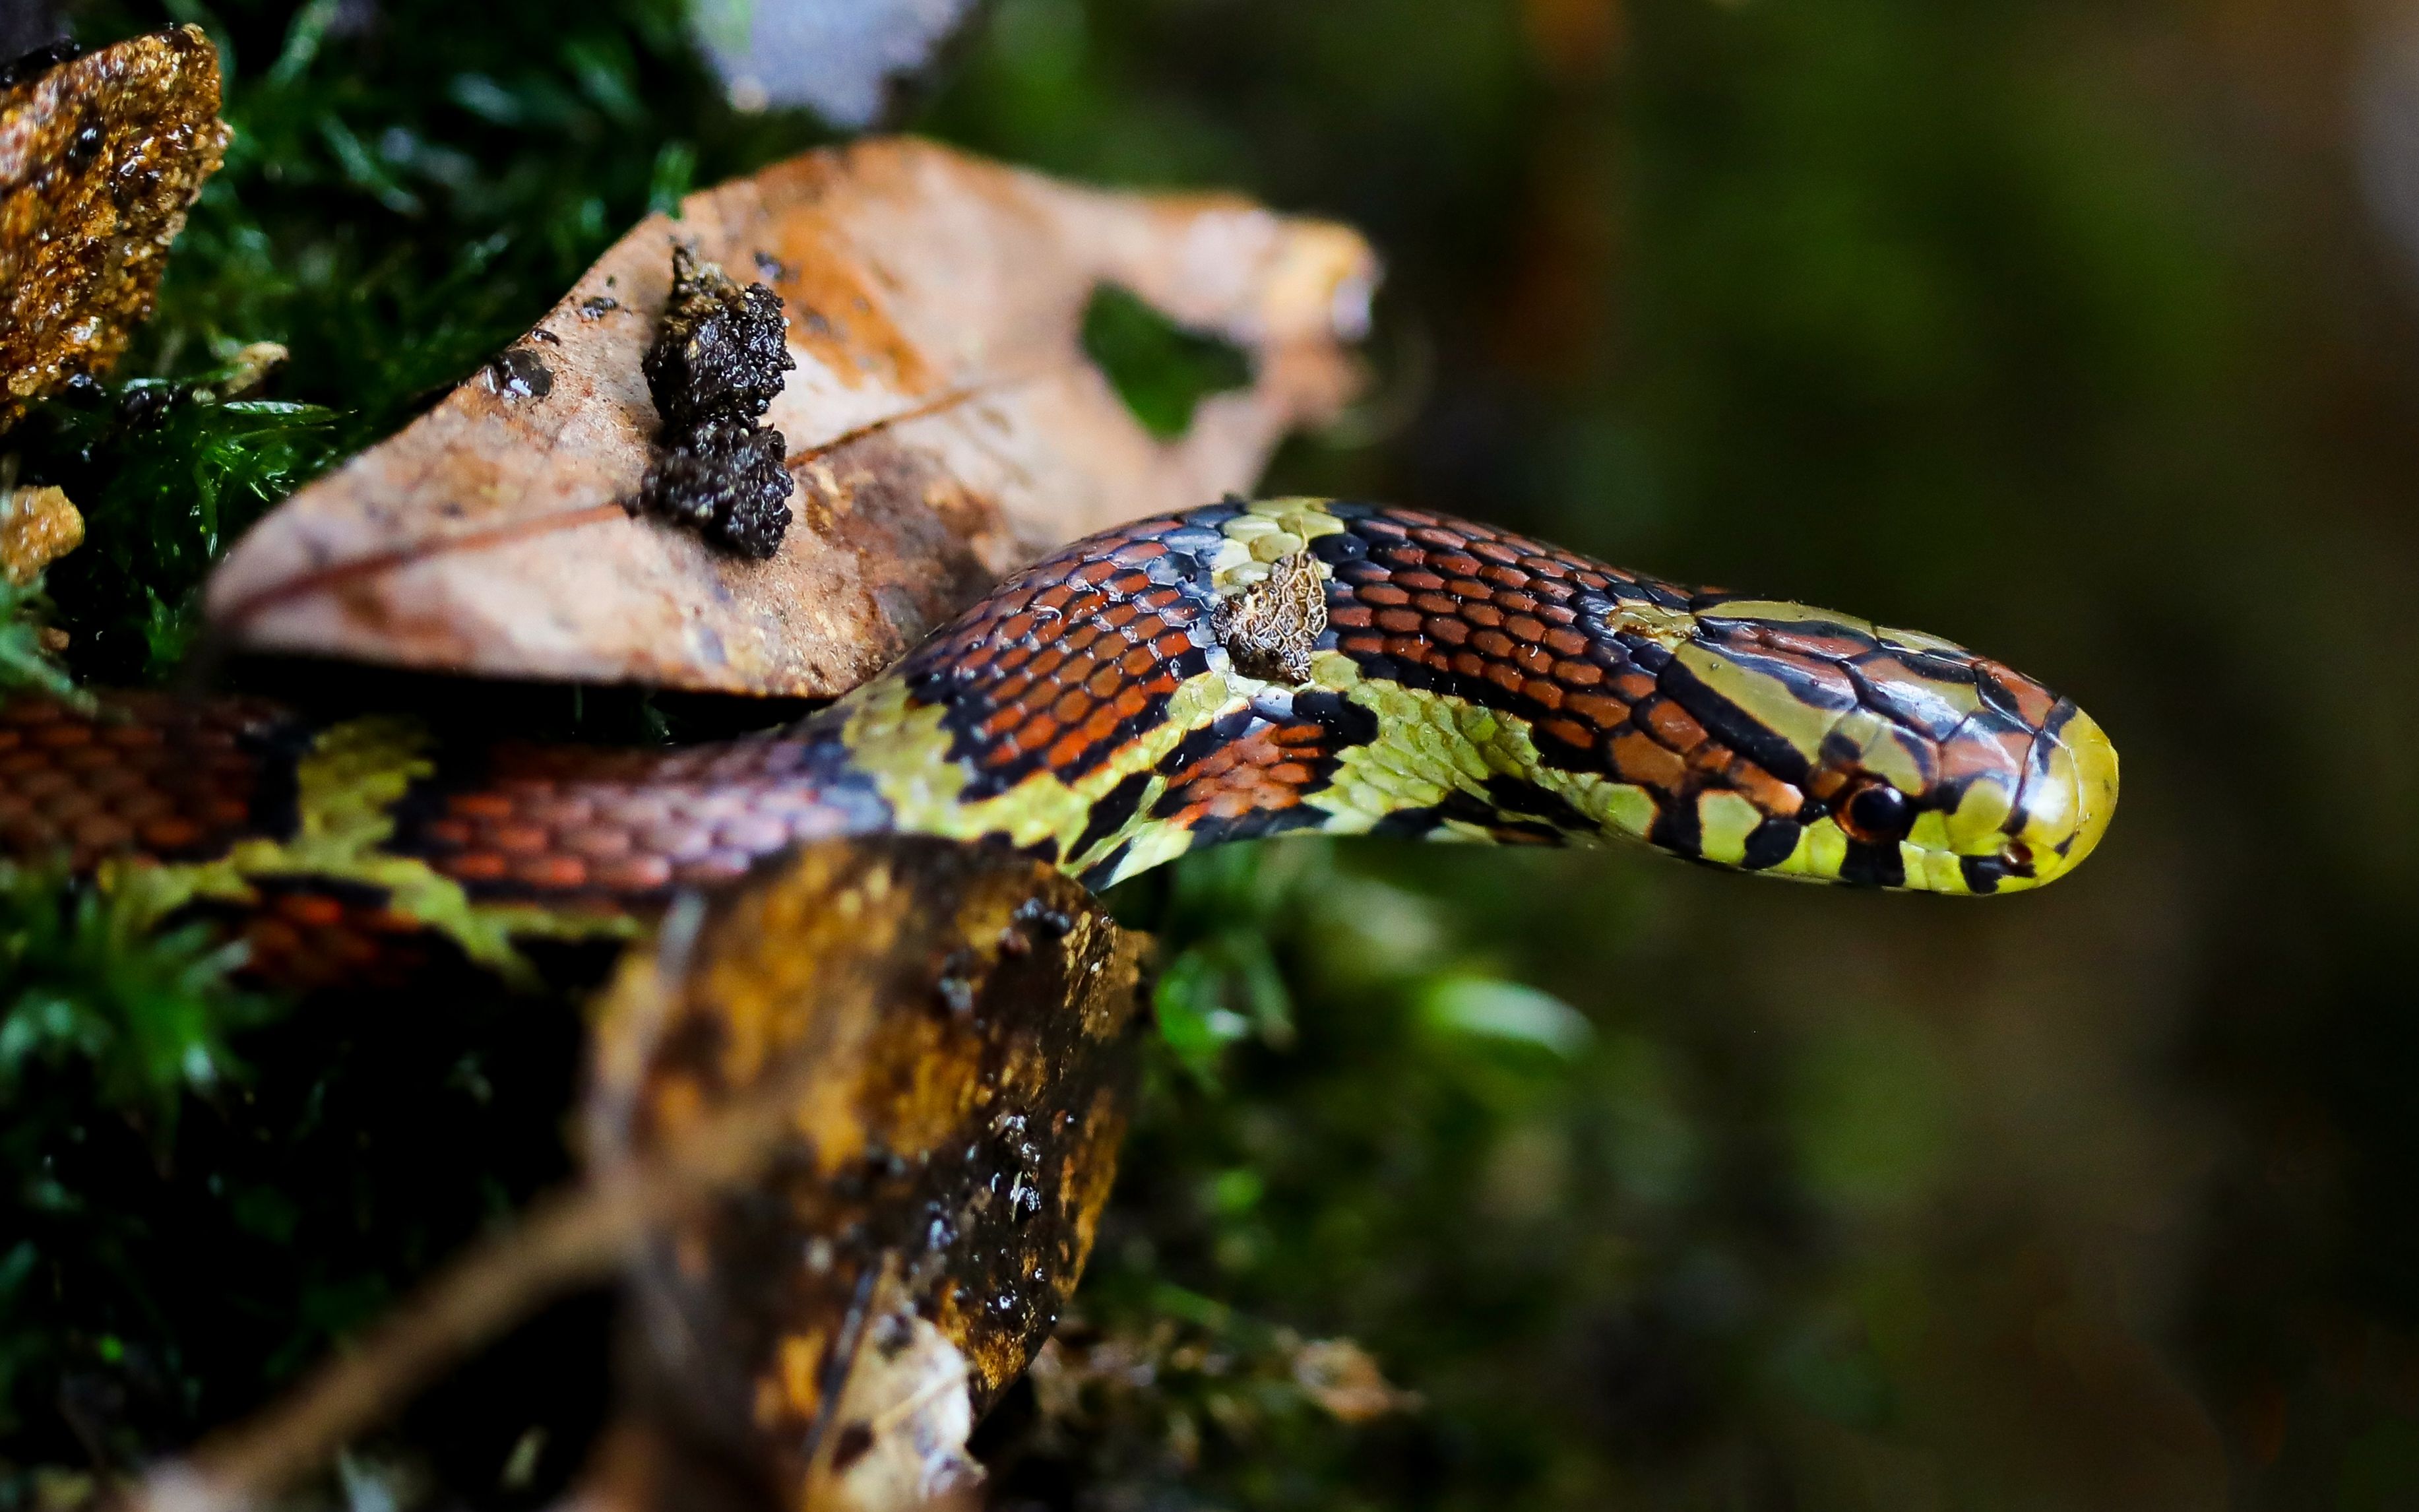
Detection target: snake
<box><xmin>0</xmin><ymin>496</ymin><xmax>2117</xmax><ymax>983</ymax></box>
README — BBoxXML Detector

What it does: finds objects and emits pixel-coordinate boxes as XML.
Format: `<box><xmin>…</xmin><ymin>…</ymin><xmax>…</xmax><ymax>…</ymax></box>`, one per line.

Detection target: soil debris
<box><xmin>638</xmin><ymin>245</ymin><xmax>798</xmax><ymax>558</ymax></box>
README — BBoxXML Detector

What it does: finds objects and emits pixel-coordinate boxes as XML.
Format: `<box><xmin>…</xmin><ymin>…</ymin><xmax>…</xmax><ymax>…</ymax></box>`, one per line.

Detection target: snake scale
<box><xmin>0</xmin><ymin>497</ymin><xmax>2117</xmax><ymax>984</ymax></box>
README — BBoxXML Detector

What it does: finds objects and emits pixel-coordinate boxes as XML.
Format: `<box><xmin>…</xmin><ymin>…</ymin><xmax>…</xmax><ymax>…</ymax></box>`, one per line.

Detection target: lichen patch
<box><xmin>1212</xmin><ymin>549</ymin><xmax>1327</xmax><ymax>684</ymax></box>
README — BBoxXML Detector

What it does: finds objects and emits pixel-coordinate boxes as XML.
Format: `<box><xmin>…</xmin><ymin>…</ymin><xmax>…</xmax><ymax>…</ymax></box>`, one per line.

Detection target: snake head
<box><xmin>1675</xmin><ymin>602</ymin><xmax>2120</xmax><ymax>894</ymax></box>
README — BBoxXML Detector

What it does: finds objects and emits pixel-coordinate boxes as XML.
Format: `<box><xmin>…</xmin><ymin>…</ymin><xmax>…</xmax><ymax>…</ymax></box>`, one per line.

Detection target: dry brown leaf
<box><xmin>0</xmin><ymin>26</ymin><xmax>230</xmax><ymax>428</ymax></box>
<box><xmin>206</xmin><ymin>137</ymin><xmax>1377</xmax><ymax>695</ymax></box>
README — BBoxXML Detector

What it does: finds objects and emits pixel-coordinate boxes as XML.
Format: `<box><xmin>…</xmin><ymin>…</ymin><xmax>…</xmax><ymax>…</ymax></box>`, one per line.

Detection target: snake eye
<box><xmin>1838</xmin><ymin>781</ymin><xmax>1914</xmax><ymax>846</ymax></box>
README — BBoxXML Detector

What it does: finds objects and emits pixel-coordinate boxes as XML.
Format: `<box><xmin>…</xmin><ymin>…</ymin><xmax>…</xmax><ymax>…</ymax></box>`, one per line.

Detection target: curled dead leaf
<box><xmin>0</xmin><ymin>26</ymin><xmax>229</xmax><ymax>429</ymax></box>
<box><xmin>206</xmin><ymin>138</ymin><xmax>1377</xmax><ymax>695</ymax></box>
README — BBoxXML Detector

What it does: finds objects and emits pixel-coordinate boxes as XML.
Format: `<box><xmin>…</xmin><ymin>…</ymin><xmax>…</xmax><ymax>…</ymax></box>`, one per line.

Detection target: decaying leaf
<box><xmin>584</xmin><ymin>835</ymin><xmax>1147</xmax><ymax>1510</ymax></box>
<box><xmin>0</xmin><ymin>26</ymin><xmax>230</xmax><ymax>429</ymax></box>
<box><xmin>206</xmin><ymin>138</ymin><xmax>1377</xmax><ymax>695</ymax></box>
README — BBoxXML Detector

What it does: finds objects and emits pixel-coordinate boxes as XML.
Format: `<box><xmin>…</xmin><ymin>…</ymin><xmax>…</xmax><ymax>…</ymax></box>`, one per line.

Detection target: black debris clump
<box><xmin>641</xmin><ymin>247</ymin><xmax>792</xmax><ymax>429</ymax></box>
<box><xmin>637</xmin><ymin>417</ymin><xmax>794</xmax><ymax>554</ymax></box>
<box><xmin>638</xmin><ymin>245</ymin><xmax>796</xmax><ymax>559</ymax></box>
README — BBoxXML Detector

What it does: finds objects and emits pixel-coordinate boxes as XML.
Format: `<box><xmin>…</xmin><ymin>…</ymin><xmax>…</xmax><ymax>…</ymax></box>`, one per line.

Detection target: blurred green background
<box><xmin>14</xmin><ymin>0</ymin><xmax>2419</xmax><ymax>1506</ymax></box>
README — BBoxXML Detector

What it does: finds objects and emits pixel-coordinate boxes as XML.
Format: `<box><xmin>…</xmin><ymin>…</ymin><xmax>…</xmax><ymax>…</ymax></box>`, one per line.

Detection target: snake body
<box><xmin>0</xmin><ymin>498</ymin><xmax>2117</xmax><ymax>978</ymax></box>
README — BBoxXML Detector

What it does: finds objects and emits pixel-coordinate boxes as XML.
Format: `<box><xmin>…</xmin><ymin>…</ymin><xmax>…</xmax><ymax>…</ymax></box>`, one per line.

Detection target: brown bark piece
<box><xmin>0</xmin><ymin>26</ymin><xmax>229</xmax><ymax>429</ymax></box>
<box><xmin>206</xmin><ymin>138</ymin><xmax>1377</xmax><ymax>695</ymax></box>
<box><xmin>584</xmin><ymin>835</ymin><xmax>1147</xmax><ymax>1510</ymax></box>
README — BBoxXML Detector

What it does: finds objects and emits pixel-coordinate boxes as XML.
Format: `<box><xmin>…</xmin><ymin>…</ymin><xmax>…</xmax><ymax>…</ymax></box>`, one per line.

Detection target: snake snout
<box><xmin>1918</xmin><ymin>696</ymin><xmax>2117</xmax><ymax>895</ymax></box>
<box><xmin>2005</xmin><ymin>705</ymin><xmax>2119</xmax><ymax>890</ymax></box>
<box><xmin>1805</xmin><ymin>648</ymin><xmax>2118</xmax><ymax>895</ymax></box>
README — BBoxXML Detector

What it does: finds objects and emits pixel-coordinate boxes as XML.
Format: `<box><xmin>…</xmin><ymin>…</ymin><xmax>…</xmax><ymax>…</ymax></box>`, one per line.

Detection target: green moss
<box><xmin>13</xmin><ymin>384</ymin><xmax>341</xmax><ymax>682</ymax></box>
<box><xmin>0</xmin><ymin>864</ymin><xmax>270</xmax><ymax>1136</ymax></box>
<box><xmin>0</xmin><ymin>577</ymin><xmax>82</xmax><ymax>708</ymax></box>
<box><xmin>1080</xmin><ymin>284</ymin><xmax>1253</xmax><ymax>439</ymax></box>
<box><xmin>0</xmin><ymin>863</ymin><xmax>278</xmax><ymax>1461</ymax></box>
<box><xmin>0</xmin><ymin>858</ymin><xmax>605</xmax><ymax>1497</ymax></box>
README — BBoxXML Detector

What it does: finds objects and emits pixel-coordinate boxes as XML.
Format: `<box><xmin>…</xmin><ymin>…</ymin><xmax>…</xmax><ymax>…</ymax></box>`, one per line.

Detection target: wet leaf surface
<box><xmin>582</xmin><ymin>836</ymin><xmax>1147</xmax><ymax>1510</ymax></box>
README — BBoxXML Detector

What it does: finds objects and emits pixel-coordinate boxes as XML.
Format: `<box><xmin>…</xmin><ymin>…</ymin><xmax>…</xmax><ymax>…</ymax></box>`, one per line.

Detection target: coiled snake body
<box><xmin>0</xmin><ymin>498</ymin><xmax>2118</xmax><ymax>980</ymax></box>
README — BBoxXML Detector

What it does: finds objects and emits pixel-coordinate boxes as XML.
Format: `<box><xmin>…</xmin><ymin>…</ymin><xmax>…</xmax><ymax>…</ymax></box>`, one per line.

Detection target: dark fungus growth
<box><xmin>638</xmin><ymin>245</ymin><xmax>796</xmax><ymax>559</ymax></box>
